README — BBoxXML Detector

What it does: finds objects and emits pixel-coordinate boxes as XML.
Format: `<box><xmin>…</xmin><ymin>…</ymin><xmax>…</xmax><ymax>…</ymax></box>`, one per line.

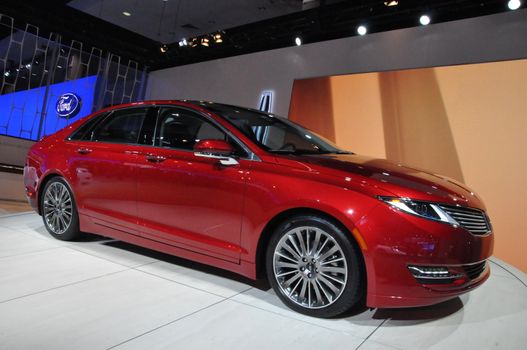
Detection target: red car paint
<box><xmin>24</xmin><ymin>100</ymin><xmax>493</xmax><ymax>308</ymax></box>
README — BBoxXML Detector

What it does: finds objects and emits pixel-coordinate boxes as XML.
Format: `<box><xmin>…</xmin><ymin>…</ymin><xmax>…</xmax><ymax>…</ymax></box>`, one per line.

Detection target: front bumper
<box><xmin>358</xmin><ymin>203</ymin><xmax>494</xmax><ymax>308</ymax></box>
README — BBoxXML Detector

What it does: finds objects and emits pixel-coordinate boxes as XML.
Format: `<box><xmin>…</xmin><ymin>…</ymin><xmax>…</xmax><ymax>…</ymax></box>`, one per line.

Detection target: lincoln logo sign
<box><xmin>56</xmin><ymin>93</ymin><xmax>82</xmax><ymax>119</ymax></box>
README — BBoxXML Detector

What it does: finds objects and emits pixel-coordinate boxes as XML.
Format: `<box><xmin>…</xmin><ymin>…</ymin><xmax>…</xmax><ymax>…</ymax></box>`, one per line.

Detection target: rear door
<box><xmin>65</xmin><ymin>107</ymin><xmax>153</xmax><ymax>233</ymax></box>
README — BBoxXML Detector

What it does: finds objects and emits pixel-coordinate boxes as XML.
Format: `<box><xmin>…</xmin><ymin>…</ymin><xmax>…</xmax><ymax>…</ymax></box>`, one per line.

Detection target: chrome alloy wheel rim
<box><xmin>43</xmin><ymin>182</ymin><xmax>73</xmax><ymax>235</ymax></box>
<box><xmin>273</xmin><ymin>226</ymin><xmax>348</xmax><ymax>309</ymax></box>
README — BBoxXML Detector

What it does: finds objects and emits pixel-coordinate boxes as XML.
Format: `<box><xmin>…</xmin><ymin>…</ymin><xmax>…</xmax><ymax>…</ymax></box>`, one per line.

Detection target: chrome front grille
<box><xmin>438</xmin><ymin>204</ymin><xmax>491</xmax><ymax>235</ymax></box>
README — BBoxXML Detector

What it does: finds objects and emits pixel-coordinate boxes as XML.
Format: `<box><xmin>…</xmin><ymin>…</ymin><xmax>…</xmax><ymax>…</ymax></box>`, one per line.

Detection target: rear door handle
<box><xmin>77</xmin><ymin>148</ymin><xmax>92</xmax><ymax>155</ymax></box>
<box><xmin>145</xmin><ymin>154</ymin><xmax>166</xmax><ymax>163</ymax></box>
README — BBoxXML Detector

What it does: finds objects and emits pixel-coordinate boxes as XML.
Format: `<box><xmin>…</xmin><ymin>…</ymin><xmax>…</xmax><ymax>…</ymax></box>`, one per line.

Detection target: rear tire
<box><xmin>41</xmin><ymin>177</ymin><xmax>82</xmax><ymax>241</ymax></box>
<box><xmin>266</xmin><ymin>215</ymin><xmax>364</xmax><ymax>318</ymax></box>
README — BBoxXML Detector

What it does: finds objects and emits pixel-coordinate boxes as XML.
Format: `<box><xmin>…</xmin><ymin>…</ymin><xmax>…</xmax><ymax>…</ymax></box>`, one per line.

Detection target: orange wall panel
<box><xmin>288</xmin><ymin>77</ymin><xmax>335</xmax><ymax>141</ymax></box>
<box><xmin>330</xmin><ymin>74</ymin><xmax>386</xmax><ymax>158</ymax></box>
<box><xmin>288</xmin><ymin>59</ymin><xmax>527</xmax><ymax>272</ymax></box>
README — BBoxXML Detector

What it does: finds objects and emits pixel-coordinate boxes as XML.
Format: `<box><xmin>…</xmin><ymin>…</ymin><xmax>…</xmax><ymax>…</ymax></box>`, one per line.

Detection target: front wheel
<box><xmin>266</xmin><ymin>215</ymin><xmax>364</xmax><ymax>318</ymax></box>
<box><xmin>41</xmin><ymin>177</ymin><xmax>82</xmax><ymax>241</ymax></box>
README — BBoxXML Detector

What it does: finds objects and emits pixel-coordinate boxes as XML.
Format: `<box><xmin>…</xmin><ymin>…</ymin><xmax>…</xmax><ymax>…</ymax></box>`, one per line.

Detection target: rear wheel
<box><xmin>41</xmin><ymin>177</ymin><xmax>82</xmax><ymax>241</ymax></box>
<box><xmin>266</xmin><ymin>215</ymin><xmax>364</xmax><ymax>318</ymax></box>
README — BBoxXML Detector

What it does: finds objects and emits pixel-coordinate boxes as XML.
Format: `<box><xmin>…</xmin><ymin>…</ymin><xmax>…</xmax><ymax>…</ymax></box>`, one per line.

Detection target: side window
<box><xmin>68</xmin><ymin>112</ymin><xmax>107</xmax><ymax>141</ymax></box>
<box><xmin>155</xmin><ymin>108</ymin><xmax>227</xmax><ymax>150</ymax></box>
<box><xmin>91</xmin><ymin>108</ymin><xmax>148</xmax><ymax>144</ymax></box>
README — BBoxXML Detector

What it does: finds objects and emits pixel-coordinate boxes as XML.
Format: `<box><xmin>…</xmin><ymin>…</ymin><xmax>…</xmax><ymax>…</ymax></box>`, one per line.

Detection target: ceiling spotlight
<box><xmin>420</xmin><ymin>15</ymin><xmax>431</xmax><ymax>25</ymax></box>
<box><xmin>160</xmin><ymin>44</ymin><xmax>168</xmax><ymax>53</ymax></box>
<box><xmin>4</xmin><ymin>71</ymin><xmax>10</xmax><ymax>77</ymax></box>
<box><xmin>384</xmin><ymin>1</ymin><xmax>398</xmax><ymax>6</ymax></box>
<box><xmin>200</xmin><ymin>38</ymin><xmax>210</xmax><ymax>47</ymax></box>
<box><xmin>357</xmin><ymin>25</ymin><xmax>367</xmax><ymax>36</ymax></box>
<box><xmin>213</xmin><ymin>33</ymin><xmax>223</xmax><ymax>43</ymax></box>
<box><xmin>178</xmin><ymin>38</ymin><xmax>187</xmax><ymax>47</ymax></box>
<box><xmin>122</xmin><ymin>11</ymin><xmax>132</xmax><ymax>17</ymax></box>
<box><xmin>189</xmin><ymin>38</ymin><xmax>198</xmax><ymax>47</ymax></box>
<box><xmin>295</xmin><ymin>36</ymin><xmax>302</xmax><ymax>46</ymax></box>
<box><xmin>508</xmin><ymin>0</ymin><xmax>521</xmax><ymax>10</ymax></box>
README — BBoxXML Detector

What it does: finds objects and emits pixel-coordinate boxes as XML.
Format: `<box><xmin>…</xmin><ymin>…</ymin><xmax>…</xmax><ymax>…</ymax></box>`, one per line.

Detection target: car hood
<box><xmin>276</xmin><ymin>153</ymin><xmax>485</xmax><ymax>210</ymax></box>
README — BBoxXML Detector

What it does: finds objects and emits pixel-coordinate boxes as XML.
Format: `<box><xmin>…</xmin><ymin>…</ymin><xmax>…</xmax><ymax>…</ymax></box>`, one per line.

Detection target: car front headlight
<box><xmin>379</xmin><ymin>196</ymin><xmax>459</xmax><ymax>225</ymax></box>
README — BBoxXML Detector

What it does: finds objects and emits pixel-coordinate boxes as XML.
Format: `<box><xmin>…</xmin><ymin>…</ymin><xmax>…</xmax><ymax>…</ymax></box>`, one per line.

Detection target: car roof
<box><xmin>104</xmin><ymin>100</ymin><xmax>270</xmax><ymax>117</ymax></box>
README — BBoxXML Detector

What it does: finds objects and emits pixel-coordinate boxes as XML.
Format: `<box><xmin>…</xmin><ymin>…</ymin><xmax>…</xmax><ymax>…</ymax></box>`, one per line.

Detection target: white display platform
<box><xmin>1</xmin><ymin>212</ymin><xmax>525</xmax><ymax>350</ymax></box>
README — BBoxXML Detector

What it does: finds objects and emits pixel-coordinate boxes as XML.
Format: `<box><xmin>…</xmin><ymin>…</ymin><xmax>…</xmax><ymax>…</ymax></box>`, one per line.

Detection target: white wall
<box><xmin>0</xmin><ymin>173</ymin><xmax>26</xmax><ymax>201</ymax></box>
<box><xmin>0</xmin><ymin>135</ymin><xmax>33</xmax><ymax>167</ymax></box>
<box><xmin>147</xmin><ymin>10</ymin><xmax>527</xmax><ymax>116</ymax></box>
<box><xmin>0</xmin><ymin>136</ymin><xmax>32</xmax><ymax>201</ymax></box>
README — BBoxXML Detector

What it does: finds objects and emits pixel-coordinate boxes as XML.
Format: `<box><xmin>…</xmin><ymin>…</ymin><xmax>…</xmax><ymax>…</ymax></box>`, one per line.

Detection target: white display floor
<box><xmin>1</xmin><ymin>212</ymin><xmax>526</xmax><ymax>350</ymax></box>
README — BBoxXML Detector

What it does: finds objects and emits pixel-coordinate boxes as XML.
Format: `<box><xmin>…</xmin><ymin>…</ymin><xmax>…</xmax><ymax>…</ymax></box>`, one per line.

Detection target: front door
<box><xmin>136</xmin><ymin>107</ymin><xmax>249</xmax><ymax>262</ymax></box>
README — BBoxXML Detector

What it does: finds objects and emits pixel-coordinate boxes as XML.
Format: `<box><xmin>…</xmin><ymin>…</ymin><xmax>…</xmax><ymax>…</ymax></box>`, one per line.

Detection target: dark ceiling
<box><xmin>0</xmin><ymin>0</ymin><xmax>523</xmax><ymax>71</ymax></box>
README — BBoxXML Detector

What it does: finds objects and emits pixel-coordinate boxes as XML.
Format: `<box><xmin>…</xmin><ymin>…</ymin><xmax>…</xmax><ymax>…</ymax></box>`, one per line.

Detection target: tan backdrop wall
<box><xmin>288</xmin><ymin>59</ymin><xmax>527</xmax><ymax>272</ymax></box>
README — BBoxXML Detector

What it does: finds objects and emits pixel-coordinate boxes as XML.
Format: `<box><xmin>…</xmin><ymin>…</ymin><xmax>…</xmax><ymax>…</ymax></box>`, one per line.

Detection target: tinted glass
<box><xmin>155</xmin><ymin>108</ymin><xmax>227</xmax><ymax>150</ymax></box>
<box><xmin>203</xmin><ymin>104</ymin><xmax>346</xmax><ymax>155</ymax></box>
<box><xmin>91</xmin><ymin>108</ymin><xmax>148</xmax><ymax>144</ymax></box>
<box><xmin>68</xmin><ymin>112</ymin><xmax>107</xmax><ymax>141</ymax></box>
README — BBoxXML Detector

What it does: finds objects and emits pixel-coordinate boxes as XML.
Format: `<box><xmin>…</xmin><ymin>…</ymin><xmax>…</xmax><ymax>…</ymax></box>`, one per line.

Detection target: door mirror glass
<box><xmin>194</xmin><ymin>139</ymin><xmax>235</xmax><ymax>156</ymax></box>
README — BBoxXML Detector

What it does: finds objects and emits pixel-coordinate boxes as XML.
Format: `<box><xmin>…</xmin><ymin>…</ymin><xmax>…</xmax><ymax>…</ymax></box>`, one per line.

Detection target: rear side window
<box><xmin>68</xmin><ymin>113</ymin><xmax>107</xmax><ymax>141</ymax></box>
<box><xmin>91</xmin><ymin>108</ymin><xmax>148</xmax><ymax>144</ymax></box>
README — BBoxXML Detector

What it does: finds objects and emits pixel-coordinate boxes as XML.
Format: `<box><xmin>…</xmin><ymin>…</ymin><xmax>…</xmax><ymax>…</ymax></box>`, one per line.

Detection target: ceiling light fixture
<box><xmin>201</xmin><ymin>38</ymin><xmax>210</xmax><ymax>47</ymax></box>
<box><xmin>419</xmin><ymin>14</ymin><xmax>431</xmax><ymax>25</ymax></box>
<box><xmin>178</xmin><ymin>38</ymin><xmax>187</xmax><ymax>47</ymax></box>
<box><xmin>213</xmin><ymin>33</ymin><xmax>223</xmax><ymax>43</ymax></box>
<box><xmin>357</xmin><ymin>25</ymin><xmax>367</xmax><ymax>36</ymax></box>
<box><xmin>122</xmin><ymin>11</ymin><xmax>132</xmax><ymax>17</ymax></box>
<box><xmin>384</xmin><ymin>1</ymin><xmax>399</xmax><ymax>6</ymax></box>
<box><xmin>160</xmin><ymin>44</ymin><xmax>168</xmax><ymax>53</ymax></box>
<box><xmin>189</xmin><ymin>38</ymin><xmax>198</xmax><ymax>47</ymax></box>
<box><xmin>508</xmin><ymin>0</ymin><xmax>521</xmax><ymax>10</ymax></box>
<box><xmin>295</xmin><ymin>36</ymin><xmax>302</xmax><ymax>46</ymax></box>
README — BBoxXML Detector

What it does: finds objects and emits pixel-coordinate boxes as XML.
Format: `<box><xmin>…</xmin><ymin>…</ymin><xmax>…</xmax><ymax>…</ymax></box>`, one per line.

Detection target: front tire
<box><xmin>41</xmin><ymin>177</ymin><xmax>82</xmax><ymax>241</ymax></box>
<box><xmin>266</xmin><ymin>215</ymin><xmax>364</xmax><ymax>318</ymax></box>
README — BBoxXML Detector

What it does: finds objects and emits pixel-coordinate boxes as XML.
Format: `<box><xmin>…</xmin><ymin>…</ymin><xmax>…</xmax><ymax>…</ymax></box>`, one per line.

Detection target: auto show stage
<box><xmin>1</xmin><ymin>212</ymin><xmax>526</xmax><ymax>350</ymax></box>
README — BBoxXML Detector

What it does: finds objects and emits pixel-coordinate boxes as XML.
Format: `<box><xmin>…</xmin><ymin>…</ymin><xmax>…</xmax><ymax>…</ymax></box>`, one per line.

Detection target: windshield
<box><xmin>202</xmin><ymin>103</ymin><xmax>350</xmax><ymax>155</ymax></box>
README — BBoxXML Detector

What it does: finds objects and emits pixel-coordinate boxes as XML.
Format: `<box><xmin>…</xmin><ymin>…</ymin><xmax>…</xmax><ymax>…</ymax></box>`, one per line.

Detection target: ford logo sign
<box><xmin>56</xmin><ymin>93</ymin><xmax>82</xmax><ymax>119</ymax></box>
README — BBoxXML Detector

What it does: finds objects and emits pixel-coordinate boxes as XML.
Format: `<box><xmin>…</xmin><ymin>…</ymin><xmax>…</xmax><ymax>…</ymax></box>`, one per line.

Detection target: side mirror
<box><xmin>193</xmin><ymin>139</ymin><xmax>239</xmax><ymax>166</ymax></box>
<box><xmin>193</xmin><ymin>139</ymin><xmax>235</xmax><ymax>156</ymax></box>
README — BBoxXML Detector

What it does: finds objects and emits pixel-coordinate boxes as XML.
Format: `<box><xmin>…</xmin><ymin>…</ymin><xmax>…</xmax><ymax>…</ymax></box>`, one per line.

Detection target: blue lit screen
<box><xmin>0</xmin><ymin>75</ymin><xmax>97</xmax><ymax>140</ymax></box>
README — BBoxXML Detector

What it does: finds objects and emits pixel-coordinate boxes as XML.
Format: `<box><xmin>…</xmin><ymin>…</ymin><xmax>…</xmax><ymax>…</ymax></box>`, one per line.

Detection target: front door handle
<box><xmin>76</xmin><ymin>148</ymin><xmax>92</xmax><ymax>155</ymax></box>
<box><xmin>145</xmin><ymin>154</ymin><xmax>166</xmax><ymax>163</ymax></box>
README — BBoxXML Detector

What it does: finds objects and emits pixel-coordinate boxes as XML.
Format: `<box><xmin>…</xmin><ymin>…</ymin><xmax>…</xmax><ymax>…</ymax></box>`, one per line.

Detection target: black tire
<box><xmin>40</xmin><ymin>177</ymin><xmax>83</xmax><ymax>241</ymax></box>
<box><xmin>266</xmin><ymin>215</ymin><xmax>364</xmax><ymax>318</ymax></box>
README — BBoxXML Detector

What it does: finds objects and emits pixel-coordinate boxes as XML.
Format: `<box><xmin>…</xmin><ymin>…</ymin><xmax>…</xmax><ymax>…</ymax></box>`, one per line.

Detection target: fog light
<box><xmin>408</xmin><ymin>265</ymin><xmax>463</xmax><ymax>284</ymax></box>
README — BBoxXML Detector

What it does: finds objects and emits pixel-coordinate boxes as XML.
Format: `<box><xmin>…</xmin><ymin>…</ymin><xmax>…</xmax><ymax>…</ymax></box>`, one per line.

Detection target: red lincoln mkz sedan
<box><xmin>24</xmin><ymin>100</ymin><xmax>493</xmax><ymax>317</ymax></box>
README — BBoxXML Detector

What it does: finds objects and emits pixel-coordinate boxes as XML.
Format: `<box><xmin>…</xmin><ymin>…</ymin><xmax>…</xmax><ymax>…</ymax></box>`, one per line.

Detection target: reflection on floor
<box><xmin>0</xmin><ymin>212</ymin><xmax>526</xmax><ymax>350</ymax></box>
<box><xmin>0</xmin><ymin>199</ymin><xmax>31</xmax><ymax>216</ymax></box>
